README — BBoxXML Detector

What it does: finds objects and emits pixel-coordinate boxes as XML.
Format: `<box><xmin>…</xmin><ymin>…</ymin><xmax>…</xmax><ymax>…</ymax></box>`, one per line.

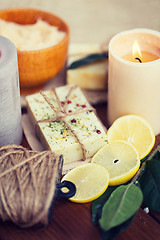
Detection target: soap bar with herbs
<box><xmin>26</xmin><ymin>85</ymin><xmax>107</xmax><ymax>164</ymax></box>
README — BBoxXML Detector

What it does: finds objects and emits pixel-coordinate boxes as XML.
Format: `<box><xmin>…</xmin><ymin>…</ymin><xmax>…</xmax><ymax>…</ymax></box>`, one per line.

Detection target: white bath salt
<box><xmin>0</xmin><ymin>19</ymin><xmax>66</xmax><ymax>51</ymax></box>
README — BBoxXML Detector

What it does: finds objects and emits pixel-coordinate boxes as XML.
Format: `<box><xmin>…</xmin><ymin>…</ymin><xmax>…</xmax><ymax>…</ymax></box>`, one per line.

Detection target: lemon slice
<box><xmin>91</xmin><ymin>140</ymin><xmax>140</xmax><ymax>186</ymax></box>
<box><xmin>61</xmin><ymin>163</ymin><xmax>109</xmax><ymax>203</ymax></box>
<box><xmin>107</xmin><ymin>115</ymin><xmax>155</xmax><ymax>160</ymax></box>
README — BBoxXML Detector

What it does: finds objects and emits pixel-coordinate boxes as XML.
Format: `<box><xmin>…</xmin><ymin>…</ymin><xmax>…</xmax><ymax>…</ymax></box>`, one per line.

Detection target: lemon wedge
<box><xmin>61</xmin><ymin>163</ymin><xmax>109</xmax><ymax>203</ymax></box>
<box><xmin>91</xmin><ymin>140</ymin><xmax>140</xmax><ymax>186</ymax></box>
<box><xmin>107</xmin><ymin>115</ymin><xmax>155</xmax><ymax>160</ymax></box>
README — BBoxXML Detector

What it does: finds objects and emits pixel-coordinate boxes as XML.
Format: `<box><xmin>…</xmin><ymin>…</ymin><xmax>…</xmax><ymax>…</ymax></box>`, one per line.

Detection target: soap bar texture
<box><xmin>67</xmin><ymin>43</ymin><xmax>108</xmax><ymax>90</ymax></box>
<box><xmin>26</xmin><ymin>85</ymin><xmax>107</xmax><ymax>164</ymax></box>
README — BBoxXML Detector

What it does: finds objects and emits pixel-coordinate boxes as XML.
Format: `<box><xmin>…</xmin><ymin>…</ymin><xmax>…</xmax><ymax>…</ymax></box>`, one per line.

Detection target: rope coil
<box><xmin>0</xmin><ymin>145</ymin><xmax>62</xmax><ymax>227</ymax></box>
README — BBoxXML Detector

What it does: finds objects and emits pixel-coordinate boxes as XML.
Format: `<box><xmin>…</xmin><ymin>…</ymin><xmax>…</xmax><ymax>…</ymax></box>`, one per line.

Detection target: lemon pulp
<box><xmin>107</xmin><ymin>115</ymin><xmax>155</xmax><ymax>160</ymax></box>
<box><xmin>91</xmin><ymin>140</ymin><xmax>140</xmax><ymax>186</ymax></box>
<box><xmin>61</xmin><ymin>163</ymin><xmax>109</xmax><ymax>203</ymax></box>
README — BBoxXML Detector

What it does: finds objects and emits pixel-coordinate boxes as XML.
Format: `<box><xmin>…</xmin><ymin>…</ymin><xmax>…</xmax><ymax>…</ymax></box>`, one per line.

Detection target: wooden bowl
<box><xmin>0</xmin><ymin>8</ymin><xmax>69</xmax><ymax>88</ymax></box>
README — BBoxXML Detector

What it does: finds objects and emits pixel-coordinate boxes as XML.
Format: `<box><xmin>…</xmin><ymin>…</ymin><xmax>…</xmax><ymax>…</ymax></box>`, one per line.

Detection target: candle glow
<box><xmin>123</xmin><ymin>41</ymin><xmax>159</xmax><ymax>63</ymax></box>
<box><xmin>132</xmin><ymin>40</ymin><xmax>142</xmax><ymax>61</ymax></box>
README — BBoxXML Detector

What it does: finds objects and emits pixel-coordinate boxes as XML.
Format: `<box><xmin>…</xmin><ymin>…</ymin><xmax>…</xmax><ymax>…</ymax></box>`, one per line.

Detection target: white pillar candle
<box><xmin>108</xmin><ymin>28</ymin><xmax>160</xmax><ymax>136</ymax></box>
<box><xmin>0</xmin><ymin>36</ymin><xmax>22</xmax><ymax>145</ymax></box>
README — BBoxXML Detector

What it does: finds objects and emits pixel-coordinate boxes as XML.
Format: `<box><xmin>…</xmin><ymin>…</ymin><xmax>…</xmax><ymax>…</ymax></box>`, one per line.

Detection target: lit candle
<box><xmin>123</xmin><ymin>40</ymin><xmax>159</xmax><ymax>63</ymax></box>
<box><xmin>108</xmin><ymin>28</ymin><xmax>160</xmax><ymax>135</ymax></box>
<box><xmin>0</xmin><ymin>36</ymin><xmax>22</xmax><ymax>145</ymax></box>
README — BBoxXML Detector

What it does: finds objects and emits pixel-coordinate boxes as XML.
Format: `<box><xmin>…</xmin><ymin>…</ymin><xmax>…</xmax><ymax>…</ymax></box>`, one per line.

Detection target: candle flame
<box><xmin>132</xmin><ymin>40</ymin><xmax>142</xmax><ymax>59</ymax></box>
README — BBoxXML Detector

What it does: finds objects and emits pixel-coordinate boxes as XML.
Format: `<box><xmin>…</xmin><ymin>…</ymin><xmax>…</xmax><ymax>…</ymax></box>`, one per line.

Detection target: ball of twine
<box><xmin>0</xmin><ymin>145</ymin><xmax>62</xmax><ymax>228</ymax></box>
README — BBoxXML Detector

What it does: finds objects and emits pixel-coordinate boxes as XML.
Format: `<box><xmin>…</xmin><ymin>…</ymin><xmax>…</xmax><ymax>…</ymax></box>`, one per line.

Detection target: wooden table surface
<box><xmin>0</xmin><ymin>102</ymin><xmax>160</xmax><ymax>240</ymax></box>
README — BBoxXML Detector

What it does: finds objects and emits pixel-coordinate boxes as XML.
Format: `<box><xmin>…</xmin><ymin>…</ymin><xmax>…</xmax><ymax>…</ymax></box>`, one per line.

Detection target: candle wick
<box><xmin>135</xmin><ymin>57</ymin><xmax>142</xmax><ymax>63</ymax></box>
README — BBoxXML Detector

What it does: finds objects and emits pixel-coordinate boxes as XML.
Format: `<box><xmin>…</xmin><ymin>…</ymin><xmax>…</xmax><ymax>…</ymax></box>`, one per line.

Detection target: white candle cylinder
<box><xmin>108</xmin><ymin>28</ymin><xmax>160</xmax><ymax>136</ymax></box>
<box><xmin>0</xmin><ymin>36</ymin><xmax>22</xmax><ymax>145</ymax></box>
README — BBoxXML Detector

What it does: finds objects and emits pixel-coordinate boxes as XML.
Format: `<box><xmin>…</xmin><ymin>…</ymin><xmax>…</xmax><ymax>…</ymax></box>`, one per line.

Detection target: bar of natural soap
<box><xmin>26</xmin><ymin>85</ymin><xmax>107</xmax><ymax>164</ymax></box>
<box><xmin>67</xmin><ymin>43</ymin><xmax>108</xmax><ymax>90</ymax></box>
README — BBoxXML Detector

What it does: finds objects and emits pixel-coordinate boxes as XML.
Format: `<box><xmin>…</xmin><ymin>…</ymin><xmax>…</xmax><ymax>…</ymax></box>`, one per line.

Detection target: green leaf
<box><xmin>92</xmin><ymin>186</ymin><xmax>117</xmax><ymax>226</ymax></box>
<box><xmin>139</xmin><ymin>160</ymin><xmax>160</xmax><ymax>212</ymax></box>
<box><xmin>67</xmin><ymin>52</ymin><xmax>108</xmax><ymax>70</ymax></box>
<box><xmin>99</xmin><ymin>184</ymin><xmax>143</xmax><ymax>231</ymax></box>
<box><xmin>150</xmin><ymin>149</ymin><xmax>160</xmax><ymax>162</ymax></box>
<box><xmin>100</xmin><ymin>214</ymin><xmax>135</xmax><ymax>240</ymax></box>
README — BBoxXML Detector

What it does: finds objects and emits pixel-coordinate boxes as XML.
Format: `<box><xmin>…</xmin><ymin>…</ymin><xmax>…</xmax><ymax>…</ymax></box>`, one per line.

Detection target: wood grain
<box><xmin>0</xmin><ymin>200</ymin><xmax>160</xmax><ymax>240</ymax></box>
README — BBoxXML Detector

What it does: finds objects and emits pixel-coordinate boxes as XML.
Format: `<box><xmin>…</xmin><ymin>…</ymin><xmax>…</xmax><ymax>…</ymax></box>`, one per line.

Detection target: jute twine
<box><xmin>0</xmin><ymin>145</ymin><xmax>62</xmax><ymax>228</ymax></box>
<box><xmin>38</xmin><ymin>85</ymin><xmax>95</xmax><ymax>160</ymax></box>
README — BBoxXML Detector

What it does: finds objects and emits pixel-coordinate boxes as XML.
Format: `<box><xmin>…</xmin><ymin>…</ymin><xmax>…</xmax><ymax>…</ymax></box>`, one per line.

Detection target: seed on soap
<box><xmin>81</xmin><ymin>104</ymin><xmax>86</xmax><ymax>108</ymax></box>
<box><xmin>96</xmin><ymin>130</ymin><xmax>101</xmax><ymax>134</ymax></box>
<box><xmin>67</xmin><ymin>100</ymin><xmax>72</xmax><ymax>104</ymax></box>
<box><xmin>71</xmin><ymin>119</ymin><xmax>76</xmax><ymax>123</ymax></box>
<box><xmin>61</xmin><ymin>101</ymin><xmax>65</xmax><ymax>106</ymax></box>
